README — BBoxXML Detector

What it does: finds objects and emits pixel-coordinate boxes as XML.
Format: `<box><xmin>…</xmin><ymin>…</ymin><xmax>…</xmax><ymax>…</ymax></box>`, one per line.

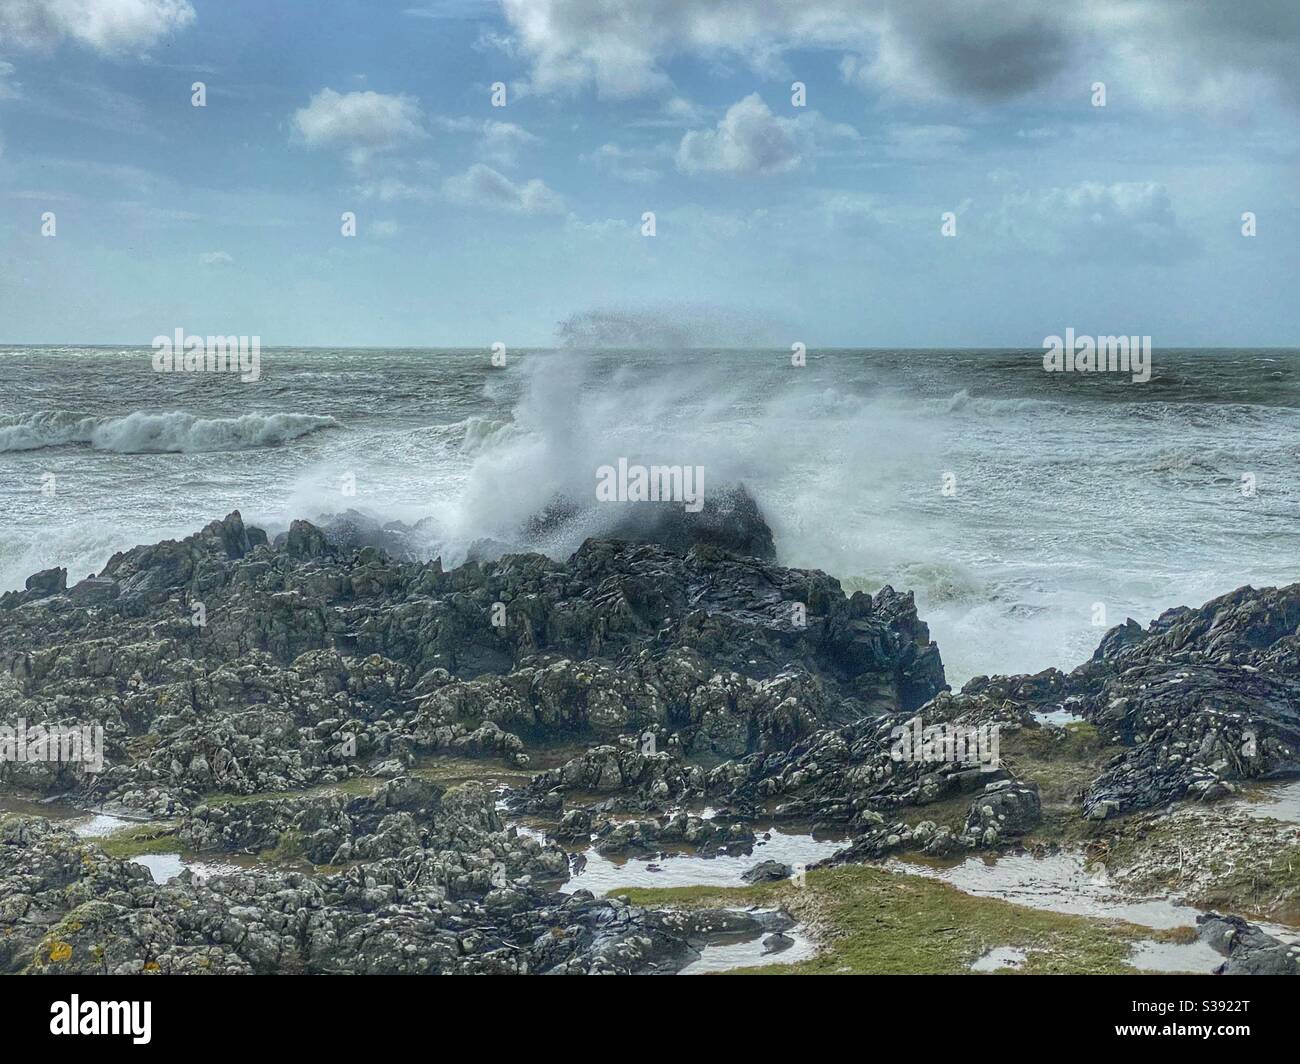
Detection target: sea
<box><xmin>3</xmin><ymin>345</ymin><xmax>1297</xmax><ymax>686</ymax></box>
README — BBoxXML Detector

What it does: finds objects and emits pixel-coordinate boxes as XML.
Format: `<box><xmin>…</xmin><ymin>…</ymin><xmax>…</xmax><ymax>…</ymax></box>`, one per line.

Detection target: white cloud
<box><xmin>435</xmin><ymin>117</ymin><xmax>540</xmax><ymax>167</ymax></box>
<box><xmin>199</xmin><ymin>250</ymin><xmax>233</xmax><ymax>266</ymax></box>
<box><xmin>583</xmin><ymin>142</ymin><xmax>665</xmax><ymax>183</ymax></box>
<box><xmin>997</xmin><ymin>181</ymin><xmax>1195</xmax><ymax>262</ymax></box>
<box><xmin>500</xmin><ymin>0</ymin><xmax>1063</xmax><ymax>101</ymax></box>
<box><xmin>441</xmin><ymin>163</ymin><xmax>564</xmax><ymax>214</ymax></box>
<box><xmin>292</xmin><ymin>89</ymin><xmax>426</xmax><ymax>167</ymax></box>
<box><xmin>0</xmin><ymin>0</ymin><xmax>195</xmax><ymax>56</ymax></box>
<box><xmin>676</xmin><ymin>94</ymin><xmax>854</xmax><ymax>175</ymax></box>
<box><xmin>371</xmin><ymin>219</ymin><xmax>401</xmax><ymax>238</ymax></box>
<box><xmin>478</xmin><ymin>120</ymin><xmax>539</xmax><ymax>166</ymax></box>
<box><xmin>662</xmin><ymin>97</ymin><xmax>705</xmax><ymax>125</ymax></box>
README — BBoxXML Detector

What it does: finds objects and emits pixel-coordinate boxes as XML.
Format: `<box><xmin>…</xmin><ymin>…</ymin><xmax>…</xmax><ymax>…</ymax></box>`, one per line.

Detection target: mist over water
<box><xmin>3</xmin><ymin>344</ymin><xmax>1298</xmax><ymax>686</ymax></box>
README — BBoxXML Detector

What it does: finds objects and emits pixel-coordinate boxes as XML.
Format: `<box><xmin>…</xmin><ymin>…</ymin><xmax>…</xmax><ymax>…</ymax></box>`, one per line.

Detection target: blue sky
<box><xmin>0</xmin><ymin>0</ymin><xmax>1297</xmax><ymax>347</ymax></box>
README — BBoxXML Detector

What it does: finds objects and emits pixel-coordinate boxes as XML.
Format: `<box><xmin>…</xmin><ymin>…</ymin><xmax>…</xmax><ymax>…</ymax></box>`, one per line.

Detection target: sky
<box><xmin>0</xmin><ymin>0</ymin><xmax>1297</xmax><ymax>348</ymax></box>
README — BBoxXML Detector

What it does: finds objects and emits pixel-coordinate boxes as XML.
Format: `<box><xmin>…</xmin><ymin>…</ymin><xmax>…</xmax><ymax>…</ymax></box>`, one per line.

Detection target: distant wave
<box><xmin>940</xmin><ymin>388</ymin><xmax>1061</xmax><ymax>415</ymax></box>
<box><xmin>0</xmin><ymin>410</ymin><xmax>339</xmax><ymax>453</ymax></box>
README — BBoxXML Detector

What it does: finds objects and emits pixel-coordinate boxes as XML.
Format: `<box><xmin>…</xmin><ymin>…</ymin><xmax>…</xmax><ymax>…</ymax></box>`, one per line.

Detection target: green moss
<box><xmin>99</xmin><ymin>825</ymin><xmax>187</xmax><ymax>859</ymax></box>
<box><xmin>895</xmin><ymin>722</ymin><xmax>1121</xmax><ymax>845</ymax></box>
<box><xmin>408</xmin><ymin>756</ymin><xmax>531</xmax><ymax>786</ymax></box>
<box><xmin>617</xmin><ymin>864</ymin><xmax>1182</xmax><ymax>975</ymax></box>
<box><xmin>201</xmin><ymin>776</ymin><xmax>382</xmax><ymax>807</ymax></box>
<box><xmin>1005</xmin><ymin>722</ymin><xmax>1111</xmax><ymax>801</ymax></box>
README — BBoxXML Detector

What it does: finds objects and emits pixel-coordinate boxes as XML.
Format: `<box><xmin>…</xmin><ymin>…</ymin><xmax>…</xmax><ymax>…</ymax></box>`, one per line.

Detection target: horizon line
<box><xmin>3</xmin><ymin>342</ymin><xmax>1298</xmax><ymax>353</ymax></box>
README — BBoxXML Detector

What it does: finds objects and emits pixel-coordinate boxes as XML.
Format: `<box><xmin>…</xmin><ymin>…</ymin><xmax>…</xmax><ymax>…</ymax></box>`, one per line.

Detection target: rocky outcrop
<box><xmin>7</xmin><ymin>509</ymin><xmax>1300</xmax><ymax>977</ymax></box>
<box><xmin>1070</xmin><ymin>587</ymin><xmax>1300</xmax><ymax>817</ymax></box>
<box><xmin>0</xmin><ymin>511</ymin><xmax>946</xmax><ymax>814</ymax></box>
<box><xmin>0</xmin><ymin>811</ymin><xmax>777</xmax><ymax>975</ymax></box>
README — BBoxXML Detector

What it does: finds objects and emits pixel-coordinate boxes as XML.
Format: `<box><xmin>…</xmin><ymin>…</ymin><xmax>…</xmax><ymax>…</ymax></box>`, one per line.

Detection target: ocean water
<box><xmin>2</xmin><ymin>345</ymin><xmax>1298</xmax><ymax>686</ymax></box>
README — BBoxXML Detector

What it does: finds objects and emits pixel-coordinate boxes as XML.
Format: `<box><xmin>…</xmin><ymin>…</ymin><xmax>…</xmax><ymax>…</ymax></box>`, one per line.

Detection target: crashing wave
<box><xmin>0</xmin><ymin>410</ymin><xmax>339</xmax><ymax>454</ymax></box>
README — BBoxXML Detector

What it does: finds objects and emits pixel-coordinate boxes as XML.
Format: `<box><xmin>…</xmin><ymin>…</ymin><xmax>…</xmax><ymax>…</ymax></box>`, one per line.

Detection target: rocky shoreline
<box><xmin>2</xmin><ymin>501</ymin><xmax>1298</xmax><ymax>974</ymax></box>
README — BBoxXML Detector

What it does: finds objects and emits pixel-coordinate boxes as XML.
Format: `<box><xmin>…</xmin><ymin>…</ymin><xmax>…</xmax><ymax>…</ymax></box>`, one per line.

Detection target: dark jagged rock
<box><xmin>26</xmin><ymin>568</ymin><xmax>67</xmax><ymax>596</ymax></box>
<box><xmin>1</xmin><ymin>511</ymin><xmax>946</xmax><ymax>814</ymax></box>
<box><xmin>763</xmin><ymin>932</ymin><xmax>795</xmax><ymax>954</ymax></box>
<box><xmin>1071</xmin><ymin>585</ymin><xmax>1300</xmax><ymax>817</ymax></box>
<box><xmin>526</xmin><ymin>483</ymin><xmax>777</xmax><ymax>562</ymax></box>
<box><xmin>0</xmin><ymin>810</ymin><xmax>772</xmax><ymax>975</ymax></box>
<box><xmin>742</xmin><ymin>859</ymin><xmax>794</xmax><ymax>883</ymax></box>
<box><xmin>606</xmin><ymin>484</ymin><xmax>777</xmax><ymax>561</ymax></box>
<box><xmin>696</xmin><ymin>691</ymin><xmax>1023</xmax><ymax>826</ymax></box>
<box><xmin>9</xmin><ymin>510</ymin><xmax>1299</xmax><ymax>977</ymax></box>
<box><xmin>0</xmin><ymin>567</ymin><xmax>67</xmax><ymax>610</ymax></box>
<box><xmin>1197</xmin><ymin>913</ymin><xmax>1300</xmax><ymax>975</ymax></box>
<box><xmin>272</xmin><ymin>509</ymin><xmax>430</xmax><ymax>562</ymax></box>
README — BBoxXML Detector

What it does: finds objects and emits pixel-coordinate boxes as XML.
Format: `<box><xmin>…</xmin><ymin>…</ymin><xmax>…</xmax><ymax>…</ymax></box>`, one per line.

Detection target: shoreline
<box><xmin>1</xmin><ymin>508</ymin><xmax>1297</xmax><ymax>975</ymax></box>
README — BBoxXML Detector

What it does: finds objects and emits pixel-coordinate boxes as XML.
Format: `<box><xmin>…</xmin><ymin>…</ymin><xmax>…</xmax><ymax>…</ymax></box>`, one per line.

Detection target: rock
<box><xmin>273</xmin><ymin>509</ymin><xmax>429</xmax><ymax>562</ymax></box>
<box><xmin>283</xmin><ymin>519</ymin><xmax>333</xmax><ymax>560</ymax></box>
<box><xmin>12</xmin><ymin>510</ymin><xmax>1300</xmax><ymax>977</ymax></box>
<box><xmin>963</xmin><ymin>779</ymin><xmax>1041</xmax><ymax>845</ymax></box>
<box><xmin>742</xmin><ymin>859</ymin><xmax>794</xmax><ymax>883</ymax></box>
<box><xmin>25</xmin><ymin>568</ymin><xmax>67</xmax><ymax>596</ymax></box>
<box><xmin>1197</xmin><ymin>913</ymin><xmax>1299</xmax><ymax>975</ymax></box>
<box><xmin>606</xmin><ymin>484</ymin><xmax>777</xmax><ymax>561</ymax></box>
<box><xmin>1</xmin><ymin>812</ymin><xmax>772</xmax><ymax>975</ymax></box>
<box><xmin>762</xmin><ymin>932</ymin><xmax>795</xmax><ymax>954</ymax></box>
<box><xmin>67</xmin><ymin>576</ymin><xmax>119</xmax><ymax>605</ymax></box>
<box><xmin>527</xmin><ymin>483</ymin><xmax>778</xmax><ymax>562</ymax></box>
<box><xmin>1073</xmin><ymin>585</ymin><xmax>1300</xmax><ymax>816</ymax></box>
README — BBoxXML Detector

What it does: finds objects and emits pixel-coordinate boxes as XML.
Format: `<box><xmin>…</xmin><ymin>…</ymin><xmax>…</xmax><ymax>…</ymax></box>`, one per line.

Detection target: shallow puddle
<box><xmin>887</xmin><ymin>851</ymin><xmax>1203</xmax><ymax>929</ymax></box>
<box><xmin>1127</xmin><ymin>938</ymin><xmax>1224</xmax><ymax>973</ymax></box>
<box><xmin>558</xmin><ymin>826</ymin><xmax>849</xmax><ymax>895</ymax></box>
<box><xmin>0</xmin><ymin>796</ymin><xmax>160</xmax><ymax>839</ymax></box>
<box><xmin>971</xmin><ymin>946</ymin><xmax>1027</xmax><ymax>972</ymax></box>
<box><xmin>680</xmin><ymin>921</ymin><xmax>819</xmax><ymax>974</ymax></box>
<box><xmin>1033</xmin><ymin>708</ymin><xmax>1082</xmax><ymax>727</ymax></box>
<box><xmin>1232</xmin><ymin>778</ymin><xmax>1300</xmax><ymax>824</ymax></box>
<box><xmin>71</xmin><ymin>813</ymin><xmax>133</xmax><ymax>837</ymax></box>
<box><xmin>130</xmin><ymin>853</ymin><xmax>256</xmax><ymax>884</ymax></box>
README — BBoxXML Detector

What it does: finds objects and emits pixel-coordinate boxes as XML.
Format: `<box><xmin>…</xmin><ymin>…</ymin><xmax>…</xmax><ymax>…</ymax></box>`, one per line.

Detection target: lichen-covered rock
<box><xmin>0</xmin><ymin>511</ymin><xmax>946</xmax><ymax>816</ymax></box>
<box><xmin>962</xmin><ymin>779</ymin><xmax>1041</xmax><ymax>845</ymax></box>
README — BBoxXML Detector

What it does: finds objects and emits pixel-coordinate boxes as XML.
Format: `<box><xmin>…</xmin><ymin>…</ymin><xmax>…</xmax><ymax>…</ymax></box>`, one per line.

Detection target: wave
<box><xmin>0</xmin><ymin>410</ymin><xmax>339</xmax><ymax>454</ymax></box>
<box><xmin>940</xmin><ymin>388</ymin><xmax>1061</xmax><ymax>416</ymax></box>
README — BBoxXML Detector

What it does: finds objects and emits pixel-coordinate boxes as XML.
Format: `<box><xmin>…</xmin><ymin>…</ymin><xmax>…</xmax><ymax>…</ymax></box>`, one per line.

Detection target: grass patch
<box><xmin>1101</xmin><ymin>808</ymin><xmax>1300</xmax><ymax>925</ymax></box>
<box><xmin>200</xmin><ymin>776</ymin><xmax>381</xmax><ymax>807</ymax></box>
<box><xmin>896</xmin><ymin>722</ymin><xmax>1122</xmax><ymax>845</ymax></box>
<box><xmin>616</xmin><ymin>863</ymin><xmax>1181</xmax><ymax>975</ymax></box>
<box><xmin>98</xmin><ymin>824</ymin><xmax>186</xmax><ymax>859</ymax></box>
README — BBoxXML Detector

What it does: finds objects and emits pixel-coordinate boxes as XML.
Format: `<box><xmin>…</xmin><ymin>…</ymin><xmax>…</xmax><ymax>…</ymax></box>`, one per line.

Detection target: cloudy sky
<box><xmin>0</xmin><ymin>0</ymin><xmax>1297</xmax><ymax>347</ymax></box>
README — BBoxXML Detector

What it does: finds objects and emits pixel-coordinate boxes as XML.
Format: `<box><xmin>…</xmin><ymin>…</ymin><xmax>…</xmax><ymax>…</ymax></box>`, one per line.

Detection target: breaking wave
<box><xmin>0</xmin><ymin>411</ymin><xmax>339</xmax><ymax>454</ymax></box>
